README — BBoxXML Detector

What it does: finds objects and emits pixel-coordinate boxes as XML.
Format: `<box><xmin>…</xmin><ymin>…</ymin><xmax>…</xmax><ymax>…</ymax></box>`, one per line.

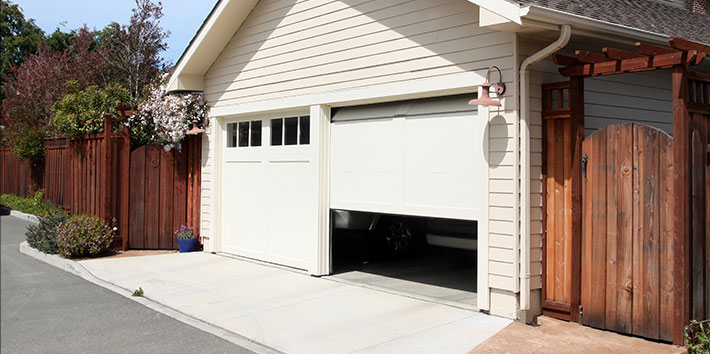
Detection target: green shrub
<box><xmin>56</xmin><ymin>214</ymin><xmax>113</xmax><ymax>258</ymax></box>
<box><xmin>687</xmin><ymin>320</ymin><xmax>710</xmax><ymax>354</ymax></box>
<box><xmin>51</xmin><ymin>81</ymin><xmax>131</xmax><ymax>139</ymax></box>
<box><xmin>0</xmin><ymin>191</ymin><xmax>63</xmax><ymax>216</ymax></box>
<box><xmin>25</xmin><ymin>212</ymin><xmax>68</xmax><ymax>254</ymax></box>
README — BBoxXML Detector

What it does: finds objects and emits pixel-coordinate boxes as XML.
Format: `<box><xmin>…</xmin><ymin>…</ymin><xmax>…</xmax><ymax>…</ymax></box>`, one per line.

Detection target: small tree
<box><xmin>0</xmin><ymin>0</ymin><xmax>44</xmax><ymax>95</ymax></box>
<box><xmin>99</xmin><ymin>0</ymin><xmax>170</xmax><ymax>103</ymax></box>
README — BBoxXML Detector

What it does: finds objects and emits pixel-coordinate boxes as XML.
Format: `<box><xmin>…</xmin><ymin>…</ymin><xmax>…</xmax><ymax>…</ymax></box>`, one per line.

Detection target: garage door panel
<box><xmin>222</xmin><ymin>162</ymin><xmax>268</xmax><ymax>255</ymax></box>
<box><xmin>331</xmin><ymin>96</ymin><xmax>484</xmax><ymax>221</ymax></box>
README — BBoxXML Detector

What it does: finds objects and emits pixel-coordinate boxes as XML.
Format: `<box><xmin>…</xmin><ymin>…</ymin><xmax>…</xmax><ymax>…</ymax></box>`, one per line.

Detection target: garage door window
<box><xmin>271</xmin><ymin>116</ymin><xmax>310</xmax><ymax>146</ymax></box>
<box><xmin>227</xmin><ymin>121</ymin><xmax>262</xmax><ymax>147</ymax></box>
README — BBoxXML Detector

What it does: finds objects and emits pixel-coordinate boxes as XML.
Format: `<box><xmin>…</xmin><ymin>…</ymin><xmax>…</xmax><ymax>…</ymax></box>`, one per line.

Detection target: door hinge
<box><xmin>582</xmin><ymin>154</ymin><xmax>588</xmax><ymax>182</ymax></box>
<box><xmin>579</xmin><ymin>305</ymin><xmax>583</xmax><ymax>321</ymax></box>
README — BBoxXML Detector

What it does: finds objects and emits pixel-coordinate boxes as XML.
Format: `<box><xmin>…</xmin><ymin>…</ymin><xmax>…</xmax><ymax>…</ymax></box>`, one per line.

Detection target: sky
<box><xmin>12</xmin><ymin>0</ymin><xmax>217</xmax><ymax>64</ymax></box>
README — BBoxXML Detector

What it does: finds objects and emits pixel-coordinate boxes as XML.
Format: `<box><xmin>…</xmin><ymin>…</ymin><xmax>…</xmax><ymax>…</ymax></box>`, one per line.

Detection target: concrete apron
<box><xmin>76</xmin><ymin>251</ymin><xmax>510</xmax><ymax>354</ymax></box>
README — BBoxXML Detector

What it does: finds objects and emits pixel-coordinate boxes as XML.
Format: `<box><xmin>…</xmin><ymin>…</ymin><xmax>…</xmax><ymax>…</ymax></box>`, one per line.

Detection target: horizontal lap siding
<box><xmin>203</xmin><ymin>0</ymin><xmax>518</xmax><ymax>289</ymax></box>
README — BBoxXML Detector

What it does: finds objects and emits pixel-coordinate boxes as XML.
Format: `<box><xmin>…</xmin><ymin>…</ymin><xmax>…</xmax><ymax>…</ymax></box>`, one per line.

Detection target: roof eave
<box><xmin>166</xmin><ymin>0</ymin><xmax>259</xmax><ymax>93</ymax></box>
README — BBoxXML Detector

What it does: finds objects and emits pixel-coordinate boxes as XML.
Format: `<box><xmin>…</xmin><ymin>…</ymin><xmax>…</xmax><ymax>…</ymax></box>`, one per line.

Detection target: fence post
<box><xmin>121</xmin><ymin>123</ymin><xmax>130</xmax><ymax>250</ymax></box>
<box><xmin>103</xmin><ymin>115</ymin><xmax>112</xmax><ymax>223</ymax></box>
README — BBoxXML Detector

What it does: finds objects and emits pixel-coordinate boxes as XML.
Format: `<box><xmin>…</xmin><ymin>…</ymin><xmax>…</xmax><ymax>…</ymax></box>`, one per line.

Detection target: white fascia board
<box><xmin>521</xmin><ymin>5</ymin><xmax>669</xmax><ymax>45</ymax></box>
<box><xmin>208</xmin><ymin>71</ymin><xmax>485</xmax><ymax>118</ymax></box>
<box><xmin>467</xmin><ymin>0</ymin><xmax>523</xmax><ymax>25</ymax></box>
<box><xmin>167</xmin><ymin>0</ymin><xmax>259</xmax><ymax>92</ymax></box>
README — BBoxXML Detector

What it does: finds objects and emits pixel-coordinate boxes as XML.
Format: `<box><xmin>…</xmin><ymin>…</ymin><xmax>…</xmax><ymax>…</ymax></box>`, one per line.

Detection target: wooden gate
<box><xmin>580</xmin><ymin>123</ymin><xmax>676</xmax><ymax>341</ymax></box>
<box><xmin>128</xmin><ymin>136</ymin><xmax>201</xmax><ymax>249</ymax></box>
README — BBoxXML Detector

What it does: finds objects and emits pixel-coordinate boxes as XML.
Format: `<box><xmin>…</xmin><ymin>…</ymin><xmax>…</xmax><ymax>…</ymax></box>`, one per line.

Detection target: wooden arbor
<box><xmin>545</xmin><ymin>38</ymin><xmax>710</xmax><ymax>345</ymax></box>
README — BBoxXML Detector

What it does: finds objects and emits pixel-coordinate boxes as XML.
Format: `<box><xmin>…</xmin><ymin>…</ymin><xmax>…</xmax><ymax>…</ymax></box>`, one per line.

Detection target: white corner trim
<box><xmin>467</xmin><ymin>0</ymin><xmax>523</xmax><ymax>24</ymax></box>
<box><xmin>312</xmin><ymin>104</ymin><xmax>331</xmax><ymax>276</ymax></box>
<box><xmin>208</xmin><ymin>72</ymin><xmax>485</xmax><ymax>118</ymax></box>
<box><xmin>477</xmin><ymin>86</ymin><xmax>490</xmax><ymax>312</ymax></box>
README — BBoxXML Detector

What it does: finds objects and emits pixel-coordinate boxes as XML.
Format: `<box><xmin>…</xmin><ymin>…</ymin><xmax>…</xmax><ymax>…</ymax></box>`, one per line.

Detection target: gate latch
<box><xmin>582</xmin><ymin>154</ymin><xmax>589</xmax><ymax>182</ymax></box>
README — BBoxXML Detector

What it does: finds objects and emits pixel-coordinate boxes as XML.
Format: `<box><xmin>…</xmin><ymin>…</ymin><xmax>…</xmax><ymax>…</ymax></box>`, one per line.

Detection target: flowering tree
<box><xmin>129</xmin><ymin>75</ymin><xmax>207</xmax><ymax>150</ymax></box>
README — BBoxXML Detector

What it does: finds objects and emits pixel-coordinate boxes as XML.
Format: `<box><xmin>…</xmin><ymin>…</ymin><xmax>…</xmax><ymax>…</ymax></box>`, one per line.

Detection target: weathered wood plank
<box><xmin>159</xmin><ymin>149</ymin><xmax>174</xmax><ymax>249</ymax></box>
<box><xmin>590</xmin><ymin>127</ymin><xmax>607</xmax><ymax>329</ymax></box>
<box><xmin>129</xmin><ymin>147</ymin><xmax>145</xmax><ymax>249</ymax></box>
<box><xmin>605</xmin><ymin>124</ymin><xmax>619</xmax><ymax>332</ymax></box>
<box><xmin>145</xmin><ymin>145</ymin><xmax>160</xmax><ymax>249</ymax></box>
<box><xmin>563</xmin><ymin>118</ymin><xmax>573</xmax><ymax>305</ymax></box>
<box><xmin>615</xmin><ymin>123</ymin><xmax>634</xmax><ymax>334</ymax></box>
<box><xmin>581</xmin><ymin>130</ymin><xmax>594</xmax><ymax>327</ymax></box>
<box><xmin>173</xmin><ymin>146</ymin><xmax>187</xmax><ymax>250</ymax></box>
<box><xmin>639</xmin><ymin>124</ymin><xmax>661</xmax><ymax>340</ymax></box>
<box><xmin>659</xmin><ymin>127</ymin><xmax>675</xmax><ymax>342</ymax></box>
<box><xmin>569</xmin><ymin>77</ymin><xmax>584</xmax><ymax>323</ymax></box>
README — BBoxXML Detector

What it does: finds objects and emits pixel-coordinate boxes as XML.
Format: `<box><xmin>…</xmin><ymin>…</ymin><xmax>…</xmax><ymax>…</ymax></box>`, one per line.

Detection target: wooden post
<box><xmin>672</xmin><ymin>62</ymin><xmax>691</xmax><ymax>345</ymax></box>
<box><xmin>569</xmin><ymin>76</ymin><xmax>584</xmax><ymax>323</ymax></box>
<box><xmin>121</xmin><ymin>124</ymin><xmax>130</xmax><ymax>250</ymax></box>
<box><xmin>103</xmin><ymin>115</ymin><xmax>112</xmax><ymax>223</ymax></box>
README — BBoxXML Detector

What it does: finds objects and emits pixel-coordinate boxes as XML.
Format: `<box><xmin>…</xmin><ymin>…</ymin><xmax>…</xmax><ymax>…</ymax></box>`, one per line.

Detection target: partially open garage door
<box><xmin>330</xmin><ymin>94</ymin><xmax>485</xmax><ymax>221</ymax></box>
<box><xmin>219</xmin><ymin>113</ymin><xmax>320</xmax><ymax>271</ymax></box>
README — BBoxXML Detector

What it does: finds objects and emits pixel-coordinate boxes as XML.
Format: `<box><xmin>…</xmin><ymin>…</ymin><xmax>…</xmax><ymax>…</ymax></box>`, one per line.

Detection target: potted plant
<box><xmin>175</xmin><ymin>225</ymin><xmax>198</xmax><ymax>253</ymax></box>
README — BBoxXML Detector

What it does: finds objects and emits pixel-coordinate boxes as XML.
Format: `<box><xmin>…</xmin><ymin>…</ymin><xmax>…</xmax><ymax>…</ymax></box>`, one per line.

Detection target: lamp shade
<box><xmin>186</xmin><ymin>119</ymin><xmax>205</xmax><ymax>135</ymax></box>
<box><xmin>468</xmin><ymin>82</ymin><xmax>502</xmax><ymax>107</ymax></box>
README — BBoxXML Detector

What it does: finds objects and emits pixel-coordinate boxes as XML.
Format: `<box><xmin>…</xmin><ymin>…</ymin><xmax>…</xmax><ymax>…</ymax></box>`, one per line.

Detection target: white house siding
<box><xmin>199</xmin><ymin>0</ymin><xmax>521</xmax><ymax>316</ymax></box>
<box><xmin>521</xmin><ymin>35</ymin><xmax>673</xmax><ymax>316</ymax></box>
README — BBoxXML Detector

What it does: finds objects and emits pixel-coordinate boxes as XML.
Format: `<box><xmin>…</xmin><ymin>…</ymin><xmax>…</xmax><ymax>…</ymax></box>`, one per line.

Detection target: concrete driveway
<box><xmin>78</xmin><ymin>252</ymin><xmax>511</xmax><ymax>354</ymax></box>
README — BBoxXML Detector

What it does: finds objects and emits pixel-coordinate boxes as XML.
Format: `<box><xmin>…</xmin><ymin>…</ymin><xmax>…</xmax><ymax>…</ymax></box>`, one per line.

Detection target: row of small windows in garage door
<box><xmin>227</xmin><ymin>116</ymin><xmax>310</xmax><ymax>148</ymax></box>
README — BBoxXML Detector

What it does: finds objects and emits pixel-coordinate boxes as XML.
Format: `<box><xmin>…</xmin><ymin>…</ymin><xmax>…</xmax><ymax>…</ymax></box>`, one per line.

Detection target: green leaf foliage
<box><xmin>0</xmin><ymin>191</ymin><xmax>63</xmax><ymax>216</ymax></box>
<box><xmin>51</xmin><ymin>82</ymin><xmax>130</xmax><ymax>138</ymax></box>
<box><xmin>687</xmin><ymin>320</ymin><xmax>710</xmax><ymax>354</ymax></box>
<box><xmin>26</xmin><ymin>212</ymin><xmax>68</xmax><ymax>254</ymax></box>
<box><xmin>0</xmin><ymin>0</ymin><xmax>44</xmax><ymax>90</ymax></box>
<box><xmin>10</xmin><ymin>128</ymin><xmax>46</xmax><ymax>159</ymax></box>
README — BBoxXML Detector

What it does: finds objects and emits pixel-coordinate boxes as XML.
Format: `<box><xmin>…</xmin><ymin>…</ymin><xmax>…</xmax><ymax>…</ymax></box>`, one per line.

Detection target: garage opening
<box><xmin>327</xmin><ymin>94</ymin><xmax>484</xmax><ymax>309</ymax></box>
<box><xmin>330</xmin><ymin>210</ymin><xmax>478</xmax><ymax>309</ymax></box>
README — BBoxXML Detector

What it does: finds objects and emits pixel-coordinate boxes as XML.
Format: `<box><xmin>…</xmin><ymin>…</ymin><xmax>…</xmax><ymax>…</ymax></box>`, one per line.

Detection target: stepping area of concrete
<box><xmin>79</xmin><ymin>252</ymin><xmax>511</xmax><ymax>354</ymax></box>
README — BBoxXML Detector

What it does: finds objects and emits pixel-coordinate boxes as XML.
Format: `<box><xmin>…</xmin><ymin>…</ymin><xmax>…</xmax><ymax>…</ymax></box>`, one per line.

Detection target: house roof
<box><xmin>167</xmin><ymin>0</ymin><xmax>709</xmax><ymax>92</ymax></box>
<box><xmin>520</xmin><ymin>0</ymin><xmax>710</xmax><ymax>45</ymax></box>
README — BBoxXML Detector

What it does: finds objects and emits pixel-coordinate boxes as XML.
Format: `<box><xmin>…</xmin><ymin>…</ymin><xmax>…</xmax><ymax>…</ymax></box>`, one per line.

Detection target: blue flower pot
<box><xmin>177</xmin><ymin>237</ymin><xmax>198</xmax><ymax>253</ymax></box>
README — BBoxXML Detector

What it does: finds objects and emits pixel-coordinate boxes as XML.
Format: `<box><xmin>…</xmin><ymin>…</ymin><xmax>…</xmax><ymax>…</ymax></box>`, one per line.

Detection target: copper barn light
<box><xmin>468</xmin><ymin>66</ymin><xmax>506</xmax><ymax>107</ymax></box>
<box><xmin>186</xmin><ymin>119</ymin><xmax>206</xmax><ymax>135</ymax></box>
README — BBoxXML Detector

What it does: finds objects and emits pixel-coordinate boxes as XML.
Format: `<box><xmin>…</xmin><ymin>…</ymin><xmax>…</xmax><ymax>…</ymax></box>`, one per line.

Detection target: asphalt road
<box><xmin>0</xmin><ymin>215</ymin><xmax>255</xmax><ymax>354</ymax></box>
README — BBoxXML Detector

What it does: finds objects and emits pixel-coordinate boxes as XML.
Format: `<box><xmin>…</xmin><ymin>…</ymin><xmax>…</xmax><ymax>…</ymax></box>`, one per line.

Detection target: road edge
<box><xmin>18</xmin><ymin>240</ymin><xmax>282</xmax><ymax>354</ymax></box>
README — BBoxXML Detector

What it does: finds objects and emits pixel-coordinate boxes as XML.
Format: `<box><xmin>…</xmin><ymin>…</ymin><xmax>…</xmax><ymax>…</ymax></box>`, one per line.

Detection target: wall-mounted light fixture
<box><xmin>186</xmin><ymin>119</ymin><xmax>206</xmax><ymax>135</ymax></box>
<box><xmin>468</xmin><ymin>66</ymin><xmax>506</xmax><ymax>107</ymax></box>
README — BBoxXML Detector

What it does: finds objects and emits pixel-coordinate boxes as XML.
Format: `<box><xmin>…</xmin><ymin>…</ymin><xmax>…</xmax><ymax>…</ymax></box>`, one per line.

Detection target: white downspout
<box><xmin>519</xmin><ymin>24</ymin><xmax>571</xmax><ymax>315</ymax></box>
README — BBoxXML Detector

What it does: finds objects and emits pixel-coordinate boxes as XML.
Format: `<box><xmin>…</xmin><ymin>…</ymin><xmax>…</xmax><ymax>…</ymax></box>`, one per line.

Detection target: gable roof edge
<box><xmin>167</xmin><ymin>0</ymin><xmax>259</xmax><ymax>92</ymax></box>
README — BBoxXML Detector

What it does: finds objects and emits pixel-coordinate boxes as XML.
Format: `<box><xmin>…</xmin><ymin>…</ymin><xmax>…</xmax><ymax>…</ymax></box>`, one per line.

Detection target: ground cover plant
<box><xmin>0</xmin><ymin>191</ymin><xmax>63</xmax><ymax>216</ymax></box>
<box><xmin>56</xmin><ymin>214</ymin><xmax>113</xmax><ymax>258</ymax></box>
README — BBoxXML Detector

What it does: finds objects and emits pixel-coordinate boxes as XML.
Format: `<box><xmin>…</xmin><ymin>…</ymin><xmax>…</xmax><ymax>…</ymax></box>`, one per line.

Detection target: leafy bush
<box><xmin>9</xmin><ymin>129</ymin><xmax>46</xmax><ymax>160</ymax></box>
<box><xmin>51</xmin><ymin>81</ymin><xmax>130</xmax><ymax>138</ymax></box>
<box><xmin>0</xmin><ymin>191</ymin><xmax>63</xmax><ymax>216</ymax></box>
<box><xmin>57</xmin><ymin>214</ymin><xmax>113</xmax><ymax>258</ymax></box>
<box><xmin>687</xmin><ymin>320</ymin><xmax>710</xmax><ymax>354</ymax></box>
<box><xmin>25</xmin><ymin>212</ymin><xmax>68</xmax><ymax>254</ymax></box>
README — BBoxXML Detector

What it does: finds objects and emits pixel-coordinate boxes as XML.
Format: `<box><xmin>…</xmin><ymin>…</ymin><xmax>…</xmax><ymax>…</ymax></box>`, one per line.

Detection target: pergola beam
<box><xmin>603</xmin><ymin>47</ymin><xmax>644</xmax><ymax>60</ymax></box>
<box><xmin>575</xmin><ymin>50</ymin><xmax>607</xmax><ymax>63</ymax></box>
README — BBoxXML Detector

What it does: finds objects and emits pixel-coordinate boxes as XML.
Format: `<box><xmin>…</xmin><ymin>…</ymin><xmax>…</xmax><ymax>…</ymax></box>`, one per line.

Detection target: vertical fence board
<box><xmin>159</xmin><ymin>150</ymin><xmax>174</xmax><ymax>249</ymax></box>
<box><xmin>145</xmin><ymin>146</ymin><xmax>160</xmax><ymax>249</ymax></box>
<box><xmin>129</xmin><ymin>147</ymin><xmax>146</xmax><ymax>249</ymax></box>
<box><xmin>659</xmin><ymin>128</ymin><xmax>675</xmax><ymax>342</ymax></box>
<box><xmin>605</xmin><ymin>125</ymin><xmax>619</xmax><ymax>332</ymax></box>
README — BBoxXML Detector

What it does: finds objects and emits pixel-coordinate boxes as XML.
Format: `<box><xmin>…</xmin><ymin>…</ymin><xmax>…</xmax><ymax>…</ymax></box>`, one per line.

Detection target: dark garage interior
<box><xmin>329</xmin><ymin>210</ymin><xmax>478</xmax><ymax>309</ymax></box>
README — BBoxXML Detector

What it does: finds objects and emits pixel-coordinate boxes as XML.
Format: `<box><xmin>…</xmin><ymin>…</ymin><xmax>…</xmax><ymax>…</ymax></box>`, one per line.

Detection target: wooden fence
<box><xmin>0</xmin><ymin>149</ymin><xmax>43</xmax><ymax>197</ymax></box>
<box><xmin>0</xmin><ymin>117</ymin><xmax>201</xmax><ymax>250</ymax></box>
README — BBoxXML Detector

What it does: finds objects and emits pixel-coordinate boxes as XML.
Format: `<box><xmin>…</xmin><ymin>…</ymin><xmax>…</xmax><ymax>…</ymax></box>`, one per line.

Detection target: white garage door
<box><xmin>220</xmin><ymin>113</ymin><xmax>319</xmax><ymax>271</ymax></box>
<box><xmin>330</xmin><ymin>94</ymin><xmax>485</xmax><ymax>221</ymax></box>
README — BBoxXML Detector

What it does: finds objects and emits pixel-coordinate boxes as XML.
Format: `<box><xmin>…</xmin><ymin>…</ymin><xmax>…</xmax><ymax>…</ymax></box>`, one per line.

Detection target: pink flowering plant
<box><xmin>129</xmin><ymin>74</ymin><xmax>208</xmax><ymax>150</ymax></box>
<box><xmin>56</xmin><ymin>214</ymin><xmax>113</xmax><ymax>258</ymax></box>
<box><xmin>175</xmin><ymin>224</ymin><xmax>195</xmax><ymax>239</ymax></box>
